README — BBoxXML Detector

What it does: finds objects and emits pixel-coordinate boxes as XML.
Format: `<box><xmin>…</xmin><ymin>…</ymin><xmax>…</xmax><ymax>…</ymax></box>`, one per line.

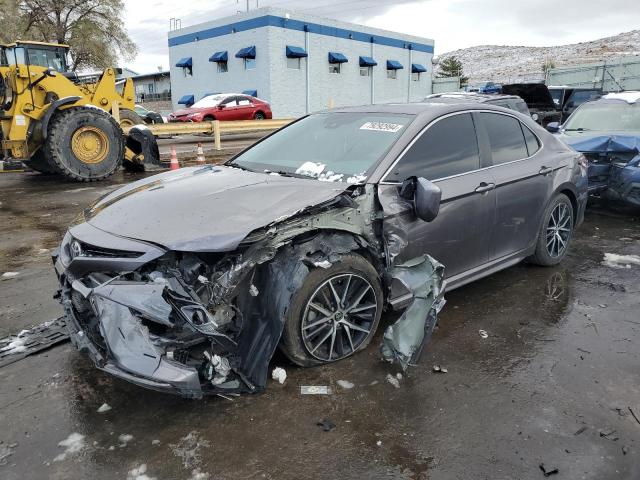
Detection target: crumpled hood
<box><xmin>84</xmin><ymin>166</ymin><xmax>349</xmax><ymax>252</ymax></box>
<box><xmin>558</xmin><ymin>132</ymin><xmax>640</xmax><ymax>160</ymax></box>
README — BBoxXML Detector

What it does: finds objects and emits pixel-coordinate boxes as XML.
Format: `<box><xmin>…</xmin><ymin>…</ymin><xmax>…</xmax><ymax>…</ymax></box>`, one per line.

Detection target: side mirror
<box><xmin>217</xmin><ymin>104</ymin><xmax>226</xmax><ymax>109</ymax></box>
<box><xmin>413</xmin><ymin>177</ymin><xmax>441</xmax><ymax>222</ymax></box>
<box><xmin>546</xmin><ymin>122</ymin><xmax>560</xmax><ymax>133</ymax></box>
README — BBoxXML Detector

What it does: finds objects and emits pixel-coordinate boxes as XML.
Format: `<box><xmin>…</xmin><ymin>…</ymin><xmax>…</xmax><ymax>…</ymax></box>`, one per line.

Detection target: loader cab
<box><xmin>12</xmin><ymin>41</ymin><xmax>71</xmax><ymax>73</ymax></box>
<box><xmin>0</xmin><ymin>45</ymin><xmax>8</xmax><ymax>67</ymax></box>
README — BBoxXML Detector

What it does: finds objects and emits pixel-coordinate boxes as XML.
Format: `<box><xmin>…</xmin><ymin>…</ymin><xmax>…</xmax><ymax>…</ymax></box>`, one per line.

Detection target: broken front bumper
<box><xmin>62</xmin><ymin>284</ymin><xmax>204</xmax><ymax>399</ymax></box>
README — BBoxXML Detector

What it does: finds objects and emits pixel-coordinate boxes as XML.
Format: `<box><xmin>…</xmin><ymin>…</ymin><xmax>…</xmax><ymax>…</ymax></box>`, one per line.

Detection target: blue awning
<box><xmin>328</xmin><ymin>52</ymin><xmax>348</xmax><ymax>64</ymax></box>
<box><xmin>176</xmin><ymin>57</ymin><xmax>192</xmax><ymax>68</ymax></box>
<box><xmin>411</xmin><ymin>63</ymin><xmax>427</xmax><ymax>73</ymax></box>
<box><xmin>286</xmin><ymin>45</ymin><xmax>308</xmax><ymax>58</ymax></box>
<box><xmin>359</xmin><ymin>56</ymin><xmax>377</xmax><ymax>67</ymax></box>
<box><xmin>235</xmin><ymin>46</ymin><xmax>256</xmax><ymax>59</ymax></box>
<box><xmin>178</xmin><ymin>94</ymin><xmax>194</xmax><ymax>105</ymax></box>
<box><xmin>242</xmin><ymin>90</ymin><xmax>257</xmax><ymax>97</ymax></box>
<box><xmin>387</xmin><ymin>60</ymin><xmax>404</xmax><ymax>70</ymax></box>
<box><xmin>209</xmin><ymin>51</ymin><xmax>228</xmax><ymax>63</ymax></box>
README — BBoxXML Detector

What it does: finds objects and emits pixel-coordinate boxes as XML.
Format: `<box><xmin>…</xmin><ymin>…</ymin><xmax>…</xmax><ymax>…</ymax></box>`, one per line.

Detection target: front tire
<box><xmin>45</xmin><ymin>107</ymin><xmax>124</xmax><ymax>182</ymax></box>
<box><xmin>280</xmin><ymin>254</ymin><xmax>383</xmax><ymax>367</ymax></box>
<box><xmin>254</xmin><ymin>112</ymin><xmax>265</xmax><ymax>120</ymax></box>
<box><xmin>530</xmin><ymin>193</ymin><xmax>574</xmax><ymax>266</ymax></box>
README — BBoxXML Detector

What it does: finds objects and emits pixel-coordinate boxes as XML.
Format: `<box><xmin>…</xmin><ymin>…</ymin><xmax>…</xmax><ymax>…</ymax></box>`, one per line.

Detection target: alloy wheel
<box><xmin>301</xmin><ymin>274</ymin><xmax>378</xmax><ymax>362</ymax></box>
<box><xmin>546</xmin><ymin>203</ymin><xmax>572</xmax><ymax>258</ymax></box>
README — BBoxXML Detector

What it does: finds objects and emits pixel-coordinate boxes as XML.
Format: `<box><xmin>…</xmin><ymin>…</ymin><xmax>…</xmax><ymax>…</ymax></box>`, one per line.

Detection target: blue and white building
<box><xmin>168</xmin><ymin>7</ymin><xmax>434</xmax><ymax>118</ymax></box>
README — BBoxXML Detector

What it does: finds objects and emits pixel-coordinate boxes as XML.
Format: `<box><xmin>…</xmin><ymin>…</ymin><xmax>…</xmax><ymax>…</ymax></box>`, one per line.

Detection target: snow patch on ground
<box><xmin>118</xmin><ymin>434</ymin><xmax>134</xmax><ymax>447</ymax></box>
<box><xmin>272</xmin><ymin>367</ymin><xmax>287</xmax><ymax>384</ymax></box>
<box><xmin>603</xmin><ymin>253</ymin><xmax>640</xmax><ymax>268</ymax></box>
<box><xmin>2</xmin><ymin>272</ymin><xmax>19</xmax><ymax>279</ymax></box>
<box><xmin>127</xmin><ymin>464</ymin><xmax>157</xmax><ymax>480</ymax></box>
<box><xmin>54</xmin><ymin>433</ymin><xmax>85</xmax><ymax>462</ymax></box>
<box><xmin>170</xmin><ymin>431</ymin><xmax>210</xmax><ymax>469</ymax></box>
<box><xmin>337</xmin><ymin>380</ymin><xmax>355</xmax><ymax>389</ymax></box>
<box><xmin>189</xmin><ymin>469</ymin><xmax>210</xmax><ymax>480</ymax></box>
<box><xmin>97</xmin><ymin>403</ymin><xmax>111</xmax><ymax>413</ymax></box>
<box><xmin>249</xmin><ymin>284</ymin><xmax>259</xmax><ymax>297</ymax></box>
<box><xmin>0</xmin><ymin>337</ymin><xmax>27</xmax><ymax>354</ymax></box>
<box><xmin>386</xmin><ymin>374</ymin><xmax>400</xmax><ymax>389</ymax></box>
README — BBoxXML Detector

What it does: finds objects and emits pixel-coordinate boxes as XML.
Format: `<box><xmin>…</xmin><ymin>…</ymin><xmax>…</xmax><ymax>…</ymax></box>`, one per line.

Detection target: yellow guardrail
<box><xmin>124</xmin><ymin>119</ymin><xmax>294</xmax><ymax>151</ymax></box>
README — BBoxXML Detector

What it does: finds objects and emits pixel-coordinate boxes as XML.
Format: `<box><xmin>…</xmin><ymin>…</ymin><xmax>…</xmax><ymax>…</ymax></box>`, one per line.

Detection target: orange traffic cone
<box><xmin>169</xmin><ymin>146</ymin><xmax>179</xmax><ymax>170</ymax></box>
<box><xmin>196</xmin><ymin>143</ymin><xmax>205</xmax><ymax>165</ymax></box>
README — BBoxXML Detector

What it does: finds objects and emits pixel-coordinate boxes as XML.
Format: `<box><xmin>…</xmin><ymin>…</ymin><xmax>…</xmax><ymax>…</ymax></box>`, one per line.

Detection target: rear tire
<box><xmin>118</xmin><ymin>109</ymin><xmax>145</xmax><ymax>128</ymax></box>
<box><xmin>254</xmin><ymin>112</ymin><xmax>265</xmax><ymax>120</ymax></box>
<box><xmin>280</xmin><ymin>254</ymin><xmax>383</xmax><ymax>367</ymax></box>
<box><xmin>45</xmin><ymin>107</ymin><xmax>124</xmax><ymax>182</ymax></box>
<box><xmin>530</xmin><ymin>194</ymin><xmax>574</xmax><ymax>266</ymax></box>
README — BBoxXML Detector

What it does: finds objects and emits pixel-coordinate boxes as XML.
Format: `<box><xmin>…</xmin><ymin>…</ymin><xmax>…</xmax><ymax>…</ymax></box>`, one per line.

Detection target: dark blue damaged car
<box><xmin>547</xmin><ymin>92</ymin><xmax>640</xmax><ymax>207</ymax></box>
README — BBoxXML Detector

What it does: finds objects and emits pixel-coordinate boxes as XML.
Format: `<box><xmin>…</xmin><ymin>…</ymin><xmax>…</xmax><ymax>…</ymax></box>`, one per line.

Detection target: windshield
<box><xmin>191</xmin><ymin>95</ymin><xmax>227</xmax><ymax>108</ymax></box>
<box><xmin>230</xmin><ymin>112</ymin><xmax>413</xmax><ymax>182</ymax></box>
<box><xmin>24</xmin><ymin>47</ymin><xmax>68</xmax><ymax>71</ymax></box>
<box><xmin>564</xmin><ymin>101</ymin><xmax>640</xmax><ymax>132</ymax></box>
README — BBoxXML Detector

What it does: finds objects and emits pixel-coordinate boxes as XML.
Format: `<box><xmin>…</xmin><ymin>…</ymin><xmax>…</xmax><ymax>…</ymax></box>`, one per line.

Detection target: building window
<box><xmin>329</xmin><ymin>63</ymin><xmax>341</xmax><ymax>74</ymax></box>
<box><xmin>360</xmin><ymin>67</ymin><xmax>371</xmax><ymax>77</ymax></box>
<box><xmin>287</xmin><ymin>57</ymin><xmax>301</xmax><ymax>70</ymax></box>
<box><xmin>412</xmin><ymin>72</ymin><xmax>421</xmax><ymax>82</ymax></box>
<box><xmin>244</xmin><ymin>58</ymin><xmax>256</xmax><ymax>70</ymax></box>
<box><xmin>147</xmin><ymin>83</ymin><xmax>155</xmax><ymax>94</ymax></box>
<box><xmin>217</xmin><ymin>62</ymin><xmax>228</xmax><ymax>73</ymax></box>
<box><xmin>387</xmin><ymin>69</ymin><xmax>397</xmax><ymax>79</ymax></box>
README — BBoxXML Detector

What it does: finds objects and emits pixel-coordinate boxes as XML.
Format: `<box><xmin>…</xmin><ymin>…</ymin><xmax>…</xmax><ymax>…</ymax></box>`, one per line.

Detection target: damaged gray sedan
<box><xmin>53</xmin><ymin>102</ymin><xmax>586</xmax><ymax>398</ymax></box>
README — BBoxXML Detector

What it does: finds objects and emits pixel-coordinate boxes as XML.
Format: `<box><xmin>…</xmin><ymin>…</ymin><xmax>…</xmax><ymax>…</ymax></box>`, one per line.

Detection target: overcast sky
<box><xmin>124</xmin><ymin>0</ymin><xmax>640</xmax><ymax>74</ymax></box>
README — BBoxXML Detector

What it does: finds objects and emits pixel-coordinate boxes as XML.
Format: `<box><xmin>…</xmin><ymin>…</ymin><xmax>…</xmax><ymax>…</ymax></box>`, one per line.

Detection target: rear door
<box><xmin>379</xmin><ymin>112</ymin><xmax>496</xmax><ymax>278</ymax></box>
<box><xmin>474</xmin><ymin>112</ymin><xmax>555</xmax><ymax>260</ymax></box>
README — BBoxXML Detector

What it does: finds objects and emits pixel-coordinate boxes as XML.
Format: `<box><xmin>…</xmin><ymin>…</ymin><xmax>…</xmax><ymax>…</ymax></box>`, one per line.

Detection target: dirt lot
<box><xmin>0</xmin><ymin>169</ymin><xmax>639</xmax><ymax>480</ymax></box>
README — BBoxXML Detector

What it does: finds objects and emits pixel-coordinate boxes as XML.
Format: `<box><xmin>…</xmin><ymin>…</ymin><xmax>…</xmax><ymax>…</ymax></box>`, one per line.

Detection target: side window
<box><xmin>481</xmin><ymin>113</ymin><xmax>529</xmax><ymax>165</ymax></box>
<box><xmin>237</xmin><ymin>96</ymin><xmax>252</xmax><ymax>106</ymax></box>
<box><xmin>388</xmin><ymin>113</ymin><xmax>480</xmax><ymax>181</ymax></box>
<box><xmin>521</xmin><ymin>124</ymin><xmax>540</xmax><ymax>156</ymax></box>
<box><xmin>221</xmin><ymin>97</ymin><xmax>237</xmax><ymax>106</ymax></box>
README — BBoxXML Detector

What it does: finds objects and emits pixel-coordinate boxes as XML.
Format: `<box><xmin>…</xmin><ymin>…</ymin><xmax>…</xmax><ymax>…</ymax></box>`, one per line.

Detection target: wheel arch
<box><xmin>553</xmin><ymin>182</ymin><xmax>579</xmax><ymax>225</ymax></box>
<box><xmin>40</xmin><ymin>96</ymin><xmax>83</xmax><ymax>140</ymax></box>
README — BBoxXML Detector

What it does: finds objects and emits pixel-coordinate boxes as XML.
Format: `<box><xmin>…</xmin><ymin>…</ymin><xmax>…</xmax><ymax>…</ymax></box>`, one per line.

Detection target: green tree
<box><xmin>0</xmin><ymin>0</ymin><xmax>27</xmax><ymax>44</ymax></box>
<box><xmin>0</xmin><ymin>0</ymin><xmax>137</xmax><ymax>71</ymax></box>
<box><xmin>437</xmin><ymin>56</ymin><xmax>469</xmax><ymax>86</ymax></box>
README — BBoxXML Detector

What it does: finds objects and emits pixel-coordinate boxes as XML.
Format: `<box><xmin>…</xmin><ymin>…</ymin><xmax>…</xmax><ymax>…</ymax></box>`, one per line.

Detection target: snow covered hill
<box><xmin>436</xmin><ymin>30</ymin><xmax>640</xmax><ymax>85</ymax></box>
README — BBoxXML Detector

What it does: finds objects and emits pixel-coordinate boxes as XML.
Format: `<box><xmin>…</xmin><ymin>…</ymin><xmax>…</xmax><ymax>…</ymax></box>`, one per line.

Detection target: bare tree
<box><xmin>1</xmin><ymin>0</ymin><xmax>137</xmax><ymax>71</ymax></box>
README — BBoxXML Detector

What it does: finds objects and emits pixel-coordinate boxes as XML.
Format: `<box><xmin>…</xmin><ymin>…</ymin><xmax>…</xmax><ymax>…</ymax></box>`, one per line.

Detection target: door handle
<box><xmin>475</xmin><ymin>182</ymin><xmax>495</xmax><ymax>194</ymax></box>
<box><xmin>539</xmin><ymin>166</ymin><xmax>553</xmax><ymax>176</ymax></box>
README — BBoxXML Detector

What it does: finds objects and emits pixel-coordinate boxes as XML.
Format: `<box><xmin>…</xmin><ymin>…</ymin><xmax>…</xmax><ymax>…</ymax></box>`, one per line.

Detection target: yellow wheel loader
<box><xmin>0</xmin><ymin>41</ymin><xmax>159</xmax><ymax>181</ymax></box>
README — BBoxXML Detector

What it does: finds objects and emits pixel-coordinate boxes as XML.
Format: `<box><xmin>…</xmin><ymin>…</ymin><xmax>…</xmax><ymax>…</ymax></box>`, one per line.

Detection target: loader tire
<box><xmin>45</xmin><ymin>107</ymin><xmax>124</xmax><ymax>182</ymax></box>
<box><xmin>118</xmin><ymin>109</ymin><xmax>145</xmax><ymax>128</ymax></box>
<box><xmin>23</xmin><ymin>149</ymin><xmax>59</xmax><ymax>175</ymax></box>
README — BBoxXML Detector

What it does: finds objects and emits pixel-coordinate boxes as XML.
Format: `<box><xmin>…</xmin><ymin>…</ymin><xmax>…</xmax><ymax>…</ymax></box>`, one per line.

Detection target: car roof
<box><xmin>325</xmin><ymin>101</ymin><xmax>524</xmax><ymax>121</ymax></box>
<box><xmin>602</xmin><ymin>91</ymin><xmax>640</xmax><ymax>104</ymax></box>
<box><xmin>425</xmin><ymin>92</ymin><xmax>524</xmax><ymax>103</ymax></box>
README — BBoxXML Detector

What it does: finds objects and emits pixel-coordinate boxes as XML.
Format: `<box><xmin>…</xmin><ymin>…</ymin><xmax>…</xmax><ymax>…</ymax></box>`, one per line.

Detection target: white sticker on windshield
<box><xmin>360</xmin><ymin>121</ymin><xmax>403</xmax><ymax>133</ymax></box>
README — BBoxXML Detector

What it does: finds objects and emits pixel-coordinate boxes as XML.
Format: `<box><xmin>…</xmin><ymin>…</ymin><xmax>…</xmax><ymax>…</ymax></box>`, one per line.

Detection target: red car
<box><xmin>168</xmin><ymin>93</ymin><xmax>273</xmax><ymax>122</ymax></box>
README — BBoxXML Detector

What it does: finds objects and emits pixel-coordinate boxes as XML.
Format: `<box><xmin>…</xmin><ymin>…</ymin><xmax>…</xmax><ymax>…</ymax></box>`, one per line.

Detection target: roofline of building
<box><xmin>130</xmin><ymin>71</ymin><xmax>170</xmax><ymax>80</ymax></box>
<box><xmin>168</xmin><ymin>7</ymin><xmax>434</xmax><ymax>54</ymax></box>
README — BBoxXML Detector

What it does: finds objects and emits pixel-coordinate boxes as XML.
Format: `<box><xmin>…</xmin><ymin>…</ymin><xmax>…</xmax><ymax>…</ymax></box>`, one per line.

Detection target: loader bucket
<box><xmin>126</xmin><ymin>126</ymin><xmax>160</xmax><ymax>167</ymax></box>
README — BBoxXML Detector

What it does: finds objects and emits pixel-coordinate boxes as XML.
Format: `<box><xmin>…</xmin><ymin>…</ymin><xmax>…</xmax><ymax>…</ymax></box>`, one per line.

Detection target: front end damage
<box><xmin>564</xmin><ymin>135</ymin><xmax>640</xmax><ymax>207</ymax></box>
<box><xmin>54</xmin><ymin>177</ymin><xmax>445</xmax><ymax>398</ymax></box>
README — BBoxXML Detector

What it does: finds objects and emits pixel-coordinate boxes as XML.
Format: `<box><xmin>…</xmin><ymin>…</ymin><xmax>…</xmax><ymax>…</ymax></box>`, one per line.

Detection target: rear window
<box><xmin>522</xmin><ymin>125</ymin><xmax>540</xmax><ymax>156</ymax></box>
<box><xmin>481</xmin><ymin>113</ymin><xmax>529</xmax><ymax>165</ymax></box>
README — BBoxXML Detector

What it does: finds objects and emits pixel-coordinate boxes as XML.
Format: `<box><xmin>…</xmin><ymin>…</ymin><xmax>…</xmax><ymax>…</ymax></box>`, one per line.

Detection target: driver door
<box><xmin>379</xmin><ymin>112</ymin><xmax>496</xmax><ymax>280</ymax></box>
